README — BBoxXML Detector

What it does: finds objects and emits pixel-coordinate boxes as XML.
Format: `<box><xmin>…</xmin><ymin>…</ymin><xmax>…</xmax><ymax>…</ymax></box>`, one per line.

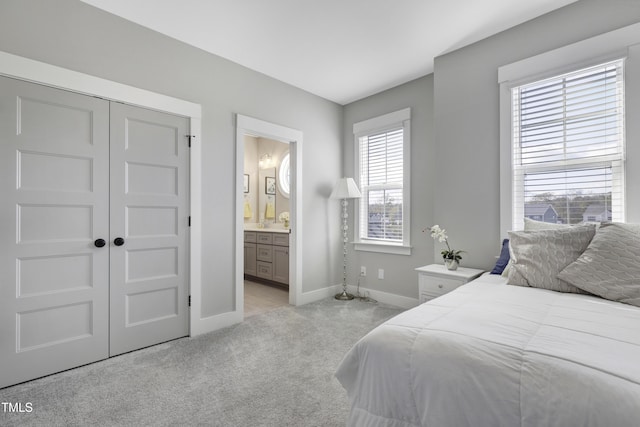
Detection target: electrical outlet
<box><xmin>378</xmin><ymin>269</ymin><xmax>384</xmax><ymax>279</ymax></box>
<box><xmin>360</xmin><ymin>266</ymin><xmax>366</xmax><ymax>276</ymax></box>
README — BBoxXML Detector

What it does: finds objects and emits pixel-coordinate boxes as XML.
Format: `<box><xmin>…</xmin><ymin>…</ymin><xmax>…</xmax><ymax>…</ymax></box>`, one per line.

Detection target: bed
<box><xmin>336</xmin><ymin>222</ymin><xmax>640</xmax><ymax>427</ymax></box>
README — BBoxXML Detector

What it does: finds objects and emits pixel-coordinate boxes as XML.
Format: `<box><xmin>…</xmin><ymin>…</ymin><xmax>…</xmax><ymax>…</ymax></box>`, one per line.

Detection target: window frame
<box><xmin>510</xmin><ymin>59</ymin><xmax>625</xmax><ymax>230</ymax></box>
<box><xmin>498</xmin><ymin>24</ymin><xmax>640</xmax><ymax>237</ymax></box>
<box><xmin>353</xmin><ymin>108</ymin><xmax>411</xmax><ymax>255</ymax></box>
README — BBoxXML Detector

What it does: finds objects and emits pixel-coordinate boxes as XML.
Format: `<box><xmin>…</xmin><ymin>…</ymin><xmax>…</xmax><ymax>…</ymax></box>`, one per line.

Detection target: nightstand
<box><xmin>415</xmin><ymin>264</ymin><xmax>484</xmax><ymax>303</ymax></box>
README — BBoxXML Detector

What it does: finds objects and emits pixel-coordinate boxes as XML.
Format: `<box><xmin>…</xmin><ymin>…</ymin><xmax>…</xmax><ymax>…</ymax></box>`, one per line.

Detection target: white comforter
<box><xmin>335</xmin><ymin>274</ymin><xmax>640</xmax><ymax>427</ymax></box>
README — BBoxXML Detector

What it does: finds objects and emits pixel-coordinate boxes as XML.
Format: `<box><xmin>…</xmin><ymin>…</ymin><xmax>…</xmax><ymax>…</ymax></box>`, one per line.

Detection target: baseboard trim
<box><xmin>299</xmin><ymin>285</ymin><xmax>342</xmax><ymax>305</ymax></box>
<box><xmin>347</xmin><ymin>285</ymin><xmax>419</xmax><ymax>309</ymax></box>
<box><xmin>299</xmin><ymin>284</ymin><xmax>418</xmax><ymax>310</ymax></box>
<box><xmin>190</xmin><ymin>310</ymin><xmax>243</xmax><ymax>336</ymax></box>
<box><xmin>191</xmin><ymin>282</ymin><xmax>419</xmax><ymax>335</ymax></box>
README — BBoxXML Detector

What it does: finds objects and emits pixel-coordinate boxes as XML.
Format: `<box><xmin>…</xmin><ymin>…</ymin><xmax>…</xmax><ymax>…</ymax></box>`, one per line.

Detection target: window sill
<box><xmin>353</xmin><ymin>241</ymin><xmax>412</xmax><ymax>256</ymax></box>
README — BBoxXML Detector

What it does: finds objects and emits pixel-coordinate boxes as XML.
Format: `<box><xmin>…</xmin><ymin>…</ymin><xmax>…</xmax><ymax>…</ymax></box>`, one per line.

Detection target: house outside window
<box><xmin>524</xmin><ymin>203</ymin><xmax>558</xmax><ymax>224</ymax></box>
<box><xmin>583</xmin><ymin>204</ymin><xmax>612</xmax><ymax>223</ymax></box>
<box><xmin>509</xmin><ymin>59</ymin><xmax>625</xmax><ymax>229</ymax></box>
<box><xmin>353</xmin><ymin>108</ymin><xmax>411</xmax><ymax>255</ymax></box>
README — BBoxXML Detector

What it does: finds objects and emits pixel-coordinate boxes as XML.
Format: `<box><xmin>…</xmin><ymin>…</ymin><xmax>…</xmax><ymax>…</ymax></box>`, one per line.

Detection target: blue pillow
<box><xmin>490</xmin><ymin>239</ymin><xmax>510</xmax><ymax>274</ymax></box>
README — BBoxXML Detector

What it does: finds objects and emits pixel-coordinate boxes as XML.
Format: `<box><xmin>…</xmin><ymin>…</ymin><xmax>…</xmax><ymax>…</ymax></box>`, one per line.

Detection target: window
<box><xmin>278</xmin><ymin>152</ymin><xmax>290</xmax><ymax>198</ymax></box>
<box><xmin>510</xmin><ymin>59</ymin><xmax>625</xmax><ymax>229</ymax></box>
<box><xmin>353</xmin><ymin>108</ymin><xmax>411</xmax><ymax>255</ymax></box>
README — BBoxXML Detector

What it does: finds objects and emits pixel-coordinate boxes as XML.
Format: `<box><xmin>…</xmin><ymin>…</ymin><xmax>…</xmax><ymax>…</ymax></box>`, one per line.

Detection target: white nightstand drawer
<box><xmin>416</xmin><ymin>264</ymin><xmax>484</xmax><ymax>304</ymax></box>
<box><xmin>419</xmin><ymin>275</ymin><xmax>463</xmax><ymax>298</ymax></box>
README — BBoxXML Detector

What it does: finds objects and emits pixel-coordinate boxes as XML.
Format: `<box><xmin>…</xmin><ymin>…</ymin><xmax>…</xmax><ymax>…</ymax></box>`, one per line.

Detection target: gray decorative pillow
<box><xmin>501</xmin><ymin>219</ymin><xmax>573</xmax><ymax>277</ymax></box>
<box><xmin>558</xmin><ymin>222</ymin><xmax>640</xmax><ymax>307</ymax></box>
<box><xmin>507</xmin><ymin>224</ymin><xmax>596</xmax><ymax>293</ymax></box>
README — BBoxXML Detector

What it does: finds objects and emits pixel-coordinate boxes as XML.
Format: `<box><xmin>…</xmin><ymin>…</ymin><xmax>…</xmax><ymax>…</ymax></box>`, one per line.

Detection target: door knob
<box><xmin>114</xmin><ymin>237</ymin><xmax>125</xmax><ymax>246</ymax></box>
<box><xmin>94</xmin><ymin>238</ymin><xmax>106</xmax><ymax>248</ymax></box>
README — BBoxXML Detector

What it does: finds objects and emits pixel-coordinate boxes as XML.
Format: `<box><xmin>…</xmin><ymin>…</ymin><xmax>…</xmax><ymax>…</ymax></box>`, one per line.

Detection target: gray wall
<box><xmin>0</xmin><ymin>0</ymin><xmax>343</xmax><ymax>317</ymax></box>
<box><xmin>434</xmin><ymin>0</ymin><xmax>640</xmax><ymax>271</ymax></box>
<box><xmin>342</xmin><ymin>75</ymin><xmax>435</xmax><ymax>299</ymax></box>
<box><xmin>341</xmin><ymin>0</ymin><xmax>640</xmax><ymax>301</ymax></box>
<box><xmin>2</xmin><ymin>0</ymin><xmax>638</xmax><ymax>308</ymax></box>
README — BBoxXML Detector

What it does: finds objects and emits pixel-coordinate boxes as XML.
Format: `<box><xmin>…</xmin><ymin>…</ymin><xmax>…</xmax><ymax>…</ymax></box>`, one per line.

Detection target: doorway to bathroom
<box><xmin>243</xmin><ymin>136</ymin><xmax>290</xmax><ymax>316</ymax></box>
<box><xmin>235</xmin><ymin>115</ymin><xmax>303</xmax><ymax>318</ymax></box>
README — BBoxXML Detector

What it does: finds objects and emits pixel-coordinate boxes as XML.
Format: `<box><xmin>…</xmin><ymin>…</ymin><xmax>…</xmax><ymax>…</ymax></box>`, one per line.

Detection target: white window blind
<box><xmin>511</xmin><ymin>59</ymin><xmax>625</xmax><ymax>229</ymax></box>
<box><xmin>359</xmin><ymin>128</ymin><xmax>404</xmax><ymax>242</ymax></box>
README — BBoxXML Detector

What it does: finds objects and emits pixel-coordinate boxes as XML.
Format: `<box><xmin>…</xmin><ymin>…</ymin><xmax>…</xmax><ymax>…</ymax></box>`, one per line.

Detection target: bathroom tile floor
<box><xmin>244</xmin><ymin>279</ymin><xmax>289</xmax><ymax>318</ymax></box>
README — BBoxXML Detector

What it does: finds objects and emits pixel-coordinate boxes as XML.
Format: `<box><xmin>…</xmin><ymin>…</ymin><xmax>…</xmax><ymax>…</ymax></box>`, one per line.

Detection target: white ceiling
<box><xmin>80</xmin><ymin>0</ymin><xmax>578</xmax><ymax>105</ymax></box>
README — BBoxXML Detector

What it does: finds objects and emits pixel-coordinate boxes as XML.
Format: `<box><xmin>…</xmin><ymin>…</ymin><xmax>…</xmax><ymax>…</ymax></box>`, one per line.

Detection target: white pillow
<box><xmin>558</xmin><ymin>222</ymin><xmax>640</xmax><ymax>307</ymax></box>
<box><xmin>507</xmin><ymin>224</ymin><xmax>596</xmax><ymax>294</ymax></box>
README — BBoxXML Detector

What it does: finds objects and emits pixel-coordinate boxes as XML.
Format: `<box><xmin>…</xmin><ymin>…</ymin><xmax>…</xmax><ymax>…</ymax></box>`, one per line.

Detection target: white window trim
<box><xmin>353</xmin><ymin>108</ymin><xmax>411</xmax><ymax>256</ymax></box>
<box><xmin>511</xmin><ymin>60</ymin><xmax>625</xmax><ymax>230</ymax></box>
<box><xmin>498</xmin><ymin>23</ymin><xmax>640</xmax><ymax>238</ymax></box>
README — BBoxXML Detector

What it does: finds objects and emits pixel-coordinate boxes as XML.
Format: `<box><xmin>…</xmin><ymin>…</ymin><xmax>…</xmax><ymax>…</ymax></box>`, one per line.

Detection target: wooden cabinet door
<box><xmin>244</xmin><ymin>243</ymin><xmax>257</xmax><ymax>276</ymax></box>
<box><xmin>273</xmin><ymin>245</ymin><xmax>289</xmax><ymax>285</ymax></box>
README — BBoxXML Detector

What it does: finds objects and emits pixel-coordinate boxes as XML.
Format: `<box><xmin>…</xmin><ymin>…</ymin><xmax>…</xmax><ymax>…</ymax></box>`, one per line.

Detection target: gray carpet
<box><xmin>0</xmin><ymin>297</ymin><xmax>403</xmax><ymax>427</ymax></box>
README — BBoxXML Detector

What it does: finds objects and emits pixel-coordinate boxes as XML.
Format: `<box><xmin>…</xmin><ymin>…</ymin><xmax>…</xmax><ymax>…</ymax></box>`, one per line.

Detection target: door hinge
<box><xmin>185</xmin><ymin>134</ymin><xmax>195</xmax><ymax>147</ymax></box>
<box><xmin>188</xmin><ymin>295</ymin><xmax>191</xmax><ymax>307</ymax></box>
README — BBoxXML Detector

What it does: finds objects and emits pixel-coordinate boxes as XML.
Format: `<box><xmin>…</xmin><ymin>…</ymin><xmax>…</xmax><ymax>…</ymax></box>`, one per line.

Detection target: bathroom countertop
<box><xmin>244</xmin><ymin>225</ymin><xmax>290</xmax><ymax>234</ymax></box>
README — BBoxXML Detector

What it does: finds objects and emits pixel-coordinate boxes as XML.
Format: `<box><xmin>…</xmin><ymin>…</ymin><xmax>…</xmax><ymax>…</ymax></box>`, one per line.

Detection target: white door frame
<box><xmin>0</xmin><ymin>51</ymin><xmax>207</xmax><ymax>336</ymax></box>
<box><xmin>235</xmin><ymin>115</ymin><xmax>303</xmax><ymax>311</ymax></box>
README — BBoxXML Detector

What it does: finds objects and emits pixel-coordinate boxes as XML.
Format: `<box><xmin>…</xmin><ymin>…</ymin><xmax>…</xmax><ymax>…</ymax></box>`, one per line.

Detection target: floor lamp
<box><xmin>330</xmin><ymin>177</ymin><xmax>362</xmax><ymax>300</ymax></box>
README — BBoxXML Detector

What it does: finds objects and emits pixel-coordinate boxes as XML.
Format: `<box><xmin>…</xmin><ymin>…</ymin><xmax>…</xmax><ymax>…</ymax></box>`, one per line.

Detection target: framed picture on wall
<box><xmin>265</xmin><ymin>176</ymin><xmax>276</xmax><ymax>195</ymax></box>
<box><xmin>243</xmin><ymin>174</ymin><xmax>250</xmax><ymax>193</ymax></box>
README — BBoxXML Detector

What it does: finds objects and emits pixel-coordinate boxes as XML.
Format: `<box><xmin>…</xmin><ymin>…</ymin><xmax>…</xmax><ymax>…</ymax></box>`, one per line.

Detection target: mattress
<box><xmin>335</xmin><ymin>274</ymin><xmax>640</xmax><ymax>427</ymax></box>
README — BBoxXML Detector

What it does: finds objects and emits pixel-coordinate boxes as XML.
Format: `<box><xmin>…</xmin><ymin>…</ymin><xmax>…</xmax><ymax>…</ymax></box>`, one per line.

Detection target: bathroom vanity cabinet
<box><xmin>244</xmin><ymin>231</ymin><xmax>289</xmax><ymax>287</ymax></box>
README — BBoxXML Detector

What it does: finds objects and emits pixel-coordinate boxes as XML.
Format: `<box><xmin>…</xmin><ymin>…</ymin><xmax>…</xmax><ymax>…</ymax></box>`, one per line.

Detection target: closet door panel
<box><xmin>109</xmin><ymin>103</ymin><xmax>189</xmax><ymax>356</ymax></box>
<box><xmin>0</xmin><ymin>77</ymin><xmax>110</xmax><ymax>388</ymax></box>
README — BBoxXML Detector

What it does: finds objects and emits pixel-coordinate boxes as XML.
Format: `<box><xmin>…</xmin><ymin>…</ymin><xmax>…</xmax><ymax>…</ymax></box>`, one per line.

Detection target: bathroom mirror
<box><xmin>243</xmin><ymin>135</ymin><xmax>290</xmax><ymax>225</ymax></box>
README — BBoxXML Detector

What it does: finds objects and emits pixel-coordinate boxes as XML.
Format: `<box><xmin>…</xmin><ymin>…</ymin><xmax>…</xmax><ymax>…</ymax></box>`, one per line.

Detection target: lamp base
<box><xmin>335</xmin><ymin>290</ymin><xmax>355</xmax><ymax>301</ymax></box>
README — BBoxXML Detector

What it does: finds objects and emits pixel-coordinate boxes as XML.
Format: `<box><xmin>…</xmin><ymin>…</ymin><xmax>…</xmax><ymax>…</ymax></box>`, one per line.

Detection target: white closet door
<box><xmin>0</xmin><ymin>77</ymin><xmax>110</xmax><ymax>388</ymax></box>
<box><xmin>109</xmin><ymin>103</ymin><xmax>190</xmax><ymax>356</ymax></box>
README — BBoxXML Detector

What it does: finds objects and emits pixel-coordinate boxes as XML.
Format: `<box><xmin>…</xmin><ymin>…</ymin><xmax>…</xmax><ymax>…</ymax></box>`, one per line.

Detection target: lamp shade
<box><xmin>330</xmin><ymin>177</ymin><xmax>362</xmax><ymax>199</ymax></box>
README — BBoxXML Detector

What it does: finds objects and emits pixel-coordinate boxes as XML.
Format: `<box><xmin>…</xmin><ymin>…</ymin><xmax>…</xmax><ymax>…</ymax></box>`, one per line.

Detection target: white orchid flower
<box><xmin>426</xmin><ymin>224</ymin><xmax>463</xmax><ymax>262</ymax></box>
